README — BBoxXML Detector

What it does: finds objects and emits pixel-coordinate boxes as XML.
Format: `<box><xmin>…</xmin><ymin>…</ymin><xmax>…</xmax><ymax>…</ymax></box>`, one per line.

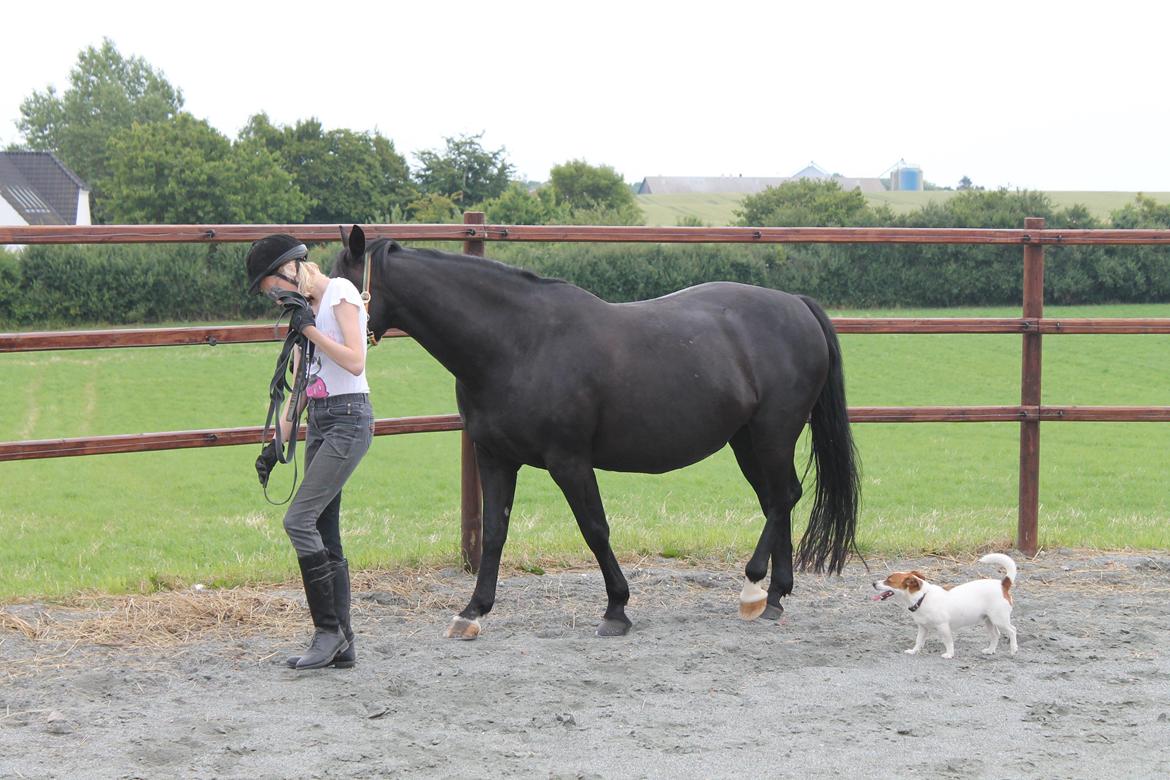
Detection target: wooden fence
<box><xmin>3</xmin><ymin>214</ymin><xmax>1169</xmax><ymax>566</ymax></box>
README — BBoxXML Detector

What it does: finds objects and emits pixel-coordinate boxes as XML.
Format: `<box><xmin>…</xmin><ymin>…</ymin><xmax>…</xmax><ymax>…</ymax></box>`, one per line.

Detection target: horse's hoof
<box><xmin>760</xmin><ymin>603</ymin><xmax>784</xmax><ymax>621</ymax></box>
<box><xmin>738</xmin><ymin>579</ymin><xmax>768</xmax><ymax>620</ymax></box>
<box><xmin>596</xmin><ymin>618</ymin><xmax>631</xmax><ymax>637</ymax></box>
<box><xmin>444</xmin><ymin>616</ymin><xmax>481</xmax><ymax>640</ymax></box>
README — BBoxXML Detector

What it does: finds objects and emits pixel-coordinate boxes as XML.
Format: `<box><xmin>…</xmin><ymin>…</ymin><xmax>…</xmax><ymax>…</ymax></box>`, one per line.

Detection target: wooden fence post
<box><xmin>1018</xmin><ymin>216</ymin><xmax>1045</xmax><ymax>557</ymax></box>
<box><xmin>460</xmin><ymin>211</ymin><xmax>486</xmax><ymax>572</ymax></box>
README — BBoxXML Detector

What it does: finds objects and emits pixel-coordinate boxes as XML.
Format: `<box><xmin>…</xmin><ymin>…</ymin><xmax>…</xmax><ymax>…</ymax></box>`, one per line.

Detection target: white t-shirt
<box><xmin>309</xmin><ymin>277</ymin><xmax>370</xmax><ymax>397</ymax></box>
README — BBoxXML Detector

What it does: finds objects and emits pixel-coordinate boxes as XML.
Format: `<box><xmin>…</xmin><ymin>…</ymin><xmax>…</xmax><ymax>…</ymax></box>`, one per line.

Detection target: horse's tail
<box><xmin>794</xmin><ymin>295</ymin><xmax>861</xmax><ymax>575</ymax></box>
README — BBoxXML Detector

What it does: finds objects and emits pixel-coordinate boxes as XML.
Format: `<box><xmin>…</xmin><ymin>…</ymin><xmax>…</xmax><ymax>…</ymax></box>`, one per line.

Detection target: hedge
<box><xmin>2</xmin><ymin>240</ymin><xmax>1167</xmax><ymax>328</ymax></box>
<box><xmin>0</xmin><ymin>243</ymin><xmax>269</xmax><ymax>327</ymax></box>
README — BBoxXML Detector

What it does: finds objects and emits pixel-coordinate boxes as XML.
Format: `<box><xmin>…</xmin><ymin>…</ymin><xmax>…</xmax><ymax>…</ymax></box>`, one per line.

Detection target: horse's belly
<box><xmin>591</xmin><ymin>440</ymin><xmax>726</xmax><ymax>474</ymax></box>
<box><xmin>590</xmin><ymin>405</ymin><xmax>746</xmax><ymax>473</ymax></box>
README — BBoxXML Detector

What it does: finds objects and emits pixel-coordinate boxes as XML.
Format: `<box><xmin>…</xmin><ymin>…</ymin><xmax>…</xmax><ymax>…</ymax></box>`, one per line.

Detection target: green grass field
<box><xmin>2</xmin><ymin>304</ymin><xmax>1168</xmax><ymax>600</ymax></box>
<box><xmin>637</xmin><ymin>191</ymin><xmax>1170</xmax><ymax>226</ymax></box>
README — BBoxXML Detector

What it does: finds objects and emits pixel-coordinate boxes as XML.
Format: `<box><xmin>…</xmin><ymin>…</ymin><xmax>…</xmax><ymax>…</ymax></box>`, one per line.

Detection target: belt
<box><xmin>310</xmin><ymin>392</ymin><xmax>370</xmax><ymax>406</ymax></box>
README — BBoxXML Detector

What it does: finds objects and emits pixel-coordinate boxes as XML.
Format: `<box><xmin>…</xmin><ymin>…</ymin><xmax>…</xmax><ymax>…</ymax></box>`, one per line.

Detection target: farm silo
<box><xmin>892</xmin><ymin>160</ymin><xmax>923</xmax><ymax>191</ymax></box>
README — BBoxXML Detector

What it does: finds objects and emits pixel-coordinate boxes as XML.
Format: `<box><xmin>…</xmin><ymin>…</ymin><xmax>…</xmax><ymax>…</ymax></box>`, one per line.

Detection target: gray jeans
<box><xmin>283</xmin><ymin>393</ymin><xmax>373</xmax><ymax>556</ymax></box>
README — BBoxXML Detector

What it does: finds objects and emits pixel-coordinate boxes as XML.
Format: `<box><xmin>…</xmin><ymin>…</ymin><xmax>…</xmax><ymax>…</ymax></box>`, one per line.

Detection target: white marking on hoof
<box><xmin>444</xmin><ymin>615</ymin><xmax>481</xmax><ymax>640</ymax></box>
<box><xmin>738</xmin><ymin>579</ymin><xmax>768</xmax><ymax>621</ymax></box>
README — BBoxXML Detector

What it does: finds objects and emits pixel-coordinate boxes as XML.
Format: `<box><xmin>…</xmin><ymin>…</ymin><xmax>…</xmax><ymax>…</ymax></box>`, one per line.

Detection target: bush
<box><xmin>0</xmin><ymin>243</ymin><xmax>270</xmax><ymax>328</ymax></box>
<box><xmin>0</xmin><ymin>251</ymin><xmax>22</xmax><ymax>323</ymax></box>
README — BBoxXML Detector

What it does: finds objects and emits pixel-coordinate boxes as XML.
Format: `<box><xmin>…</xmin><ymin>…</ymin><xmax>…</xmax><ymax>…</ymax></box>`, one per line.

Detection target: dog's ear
<box><xmin>905</xmin><ymin>575</ymin><xmax>922</xmax><ymax>592</ymax></box>
<box><xmin>909</xmin><ymin>570</ymin><xmax>927</xmax><ymax>582</ymax></box>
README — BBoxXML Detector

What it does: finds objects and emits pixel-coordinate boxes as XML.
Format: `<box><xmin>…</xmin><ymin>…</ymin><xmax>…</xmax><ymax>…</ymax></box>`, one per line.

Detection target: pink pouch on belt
<box><xmin>305</xmin><ymin>376</ymin><xmax>329</xmax><ymax>399</ymax></box>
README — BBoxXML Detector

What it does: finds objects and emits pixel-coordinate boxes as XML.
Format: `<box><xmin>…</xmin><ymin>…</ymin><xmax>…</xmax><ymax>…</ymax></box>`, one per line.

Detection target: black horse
<box><xmin>332</xmin><ymin>226</ymin><xmax>859</xmax><ymax>638</ymax></box>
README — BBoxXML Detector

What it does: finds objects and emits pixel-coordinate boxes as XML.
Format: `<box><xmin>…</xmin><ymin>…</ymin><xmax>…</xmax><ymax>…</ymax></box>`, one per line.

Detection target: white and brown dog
<box><xmin>872</xmin><ymin>553</ymin><xmax>1019</xmax><ymax>659</ymax></box>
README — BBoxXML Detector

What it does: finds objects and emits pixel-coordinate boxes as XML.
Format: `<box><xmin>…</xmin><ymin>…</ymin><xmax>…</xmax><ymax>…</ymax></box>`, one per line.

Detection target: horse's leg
<box><xmin>731</xmin><ymin>427</ymin><xmax>773</xmax><ymax>620</ymax></box>
<box><xmin>446</xmin><ymin>447</ymin><xmax>519</xmax><ymax>640</ymax></box>
<box><xmin>733</xmin><ymin>423</ymin><xmax>803</xmax><ymax>621</ymax></box>
<box><xmin>547</xmin><ymin>459</ymin><xmax>632</xmax><ymax>637</ymax></box>
<box><xmin>763</xmin><ymin>461</ymin><xmax>802</xmax><ymax>617</ymax></box>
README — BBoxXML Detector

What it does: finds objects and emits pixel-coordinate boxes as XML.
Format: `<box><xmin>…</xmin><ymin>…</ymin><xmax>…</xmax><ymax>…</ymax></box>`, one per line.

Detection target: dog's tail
<box><xmin>980</xmin><ymin>553</ymin><xmax>1017</xmax><ymax>601</ymax></box>
<box><xmin>980</xmin><ymin>552</ymin><xmax>1018</xmax><ymax>583</ymax></box>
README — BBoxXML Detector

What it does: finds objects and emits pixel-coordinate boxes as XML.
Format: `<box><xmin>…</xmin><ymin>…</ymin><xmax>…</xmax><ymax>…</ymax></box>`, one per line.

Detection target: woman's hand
<box><xmin>288</xmin><ymin>306</ymin><xmax>316</xmax><ymax>335</ymax></box>
<box><xmin>255</xmin><ymin>440</ymin><xmax>279</xmax><ymax>486</ymax></box>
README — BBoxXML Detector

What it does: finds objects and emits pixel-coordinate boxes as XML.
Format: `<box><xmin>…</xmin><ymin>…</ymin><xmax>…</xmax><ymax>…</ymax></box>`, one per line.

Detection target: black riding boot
<box><xmin>292</xmin><ymin>550</ymin><xmax>348</xmax><ymax>670</ymax></box>
<box><xmin>286</xmin><ymin>556</ymin><xmax>355</xmax><ymax>669</ymax></box>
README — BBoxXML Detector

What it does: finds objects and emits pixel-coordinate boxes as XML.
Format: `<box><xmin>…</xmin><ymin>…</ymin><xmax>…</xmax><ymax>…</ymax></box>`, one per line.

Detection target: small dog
<box><xmin>872</xmin><ymin>553</ymin><xmax>1019</xmax><ymax>659</ymax></box>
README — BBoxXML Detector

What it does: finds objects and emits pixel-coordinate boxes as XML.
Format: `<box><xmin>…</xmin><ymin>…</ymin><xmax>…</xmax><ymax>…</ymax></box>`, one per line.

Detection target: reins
<box><xmin>260</xmin><ymin>289</ymin><xmax>317</xmax><ymax>505</ymax></box>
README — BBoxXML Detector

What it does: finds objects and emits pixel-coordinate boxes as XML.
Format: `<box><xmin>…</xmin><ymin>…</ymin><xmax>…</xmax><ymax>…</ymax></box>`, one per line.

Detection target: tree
<box><xmin>414</xmin><ymin>133</ymin><xmax>513</xmax><ymax>205</ymax></box>
<box><xmin>407</xmin><ymin>193</ymin><xmax>462</xmax><ymax>223</ymax></box>
<box><xmin>476</xmin><ymin>183</ymin><xmax>565</xmax><ymax>225</ymax></box>
<box><xmin>547</xmin><ymin>160</ymin><xmax>643</xmax><ymax>225</ymax></box>
<box><xmin>1110</xmin><ymin>193</ymin><xmax>1170</xmax><ymax>228</ymax></box>
<box><xmin>899</xmin><ymin>188</ymin><xmax>1057</xmax><ymax>229</ymax></box>
<box><xmin>958</xmin><ymin>176</ymin><xmax>973</xmax><ymax>191</ymax></box>
<box><xmin>17</xmin><ymin>39</ymin><xmax>183</xmax><ymax>221</ymax></box>
<box><xmin>735</xmin><ymin>179</ymin><xmax>888</xmax><ymax>227</ymax></box>
<box><xmin>101</xmin><ymin>114</ymin><xmax>309</xmax><ymax>224</ymax></box>
<box><xmin>240</xmin><ymin>115</ymin><xmax>415</xmax><ymax>224</ymax></box>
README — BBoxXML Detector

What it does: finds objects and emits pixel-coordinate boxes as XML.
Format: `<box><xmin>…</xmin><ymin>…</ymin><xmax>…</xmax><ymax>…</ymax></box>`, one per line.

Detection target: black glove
<box><xmin>288</xmin><ymin>306</ymin><xmax>316</xmax><ymax>334</ymax></box>
<box><xmin>255</xmin><ymin>440</ymin><xmax>279</xmax><ymax>487</ymax></box>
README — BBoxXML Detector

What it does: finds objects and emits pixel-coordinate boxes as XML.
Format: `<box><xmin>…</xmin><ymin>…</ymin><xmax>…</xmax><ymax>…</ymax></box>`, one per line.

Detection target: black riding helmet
<box><xmin>245</xmin><ymin>234</ymin><xmax>308</xmax><ymax>294</ymax></box>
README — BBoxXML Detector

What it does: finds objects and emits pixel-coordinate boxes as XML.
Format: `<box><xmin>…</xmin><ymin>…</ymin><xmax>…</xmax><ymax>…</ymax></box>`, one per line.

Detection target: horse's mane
<box><xmin>371</xmin><ymin>239</ymin><xmax>567</xmax><ymax>289</ymax></box>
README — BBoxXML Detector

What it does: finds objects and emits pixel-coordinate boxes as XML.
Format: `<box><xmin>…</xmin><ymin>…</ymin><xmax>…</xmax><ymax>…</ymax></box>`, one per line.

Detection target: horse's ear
<box><xmin>338</xmin><ymin>224</ymin><xmax>349</xmax><ymax>245</ymax></box>
<box><xmin>347</xmin><ymin>225</ymin><xmax>365</xmax><ymax>263</ymax></box>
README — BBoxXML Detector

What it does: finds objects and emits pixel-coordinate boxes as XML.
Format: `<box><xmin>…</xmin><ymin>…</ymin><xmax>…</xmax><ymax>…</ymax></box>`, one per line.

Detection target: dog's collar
<box><xmin>908</xmin><ymin>592</ymin><xmax>927</xmax><ymax>612</ymax></box>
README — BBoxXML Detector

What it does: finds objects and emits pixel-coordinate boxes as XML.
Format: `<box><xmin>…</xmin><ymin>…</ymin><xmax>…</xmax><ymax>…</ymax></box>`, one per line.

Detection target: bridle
<box><xmin>342</xmin><ymin>225</ymin><xmax>380</xmax><ymax>348</ymax></box>
<box><xmin>360</xmin><ymin>246</ymin><xmax>379</xmax><ymax>348</ymax></box>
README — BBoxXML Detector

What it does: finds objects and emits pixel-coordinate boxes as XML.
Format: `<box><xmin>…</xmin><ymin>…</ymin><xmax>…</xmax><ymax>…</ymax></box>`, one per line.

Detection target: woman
<box><xmin>245</xmin><ymin>234</ymin><xmax>373</xmax><ymax>670</ymax></box>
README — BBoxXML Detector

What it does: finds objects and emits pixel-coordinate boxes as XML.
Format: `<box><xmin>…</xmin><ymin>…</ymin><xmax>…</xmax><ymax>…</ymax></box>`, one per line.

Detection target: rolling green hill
<box><xmin>638</xmin><ymin>190</ymin><xmax>1170</xmax><ymax>227</ymax></box>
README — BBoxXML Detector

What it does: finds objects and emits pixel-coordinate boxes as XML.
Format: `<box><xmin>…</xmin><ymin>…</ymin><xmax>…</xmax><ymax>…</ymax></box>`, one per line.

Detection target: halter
<box><xmin>360</xmin><ymin>247</ymin><xmax>379</xmax><ymax>347</ymax></box>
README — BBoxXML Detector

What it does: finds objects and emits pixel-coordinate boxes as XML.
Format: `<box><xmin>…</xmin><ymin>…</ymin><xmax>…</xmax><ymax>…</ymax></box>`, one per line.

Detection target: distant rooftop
<box><xmin>638</xmin><ymin>163</ymin><xmax>886</xmax><ymax>195</ymax></box>
<box><xmin>0</xmin><ymin>151</ymin><xmax>90</xmax><ymax>225</ymax></box>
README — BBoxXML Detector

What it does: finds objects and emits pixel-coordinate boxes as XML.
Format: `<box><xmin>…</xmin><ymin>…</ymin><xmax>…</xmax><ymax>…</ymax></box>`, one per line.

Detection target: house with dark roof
<box><xmin>637</xmin><ymin>162</ymin><xmax>887</xmax><ymax>195</ymax></box>
<box><xmin>0</xmin><ymin>151</ymin><xmax>92</xmax><ymax>236</ymax></box>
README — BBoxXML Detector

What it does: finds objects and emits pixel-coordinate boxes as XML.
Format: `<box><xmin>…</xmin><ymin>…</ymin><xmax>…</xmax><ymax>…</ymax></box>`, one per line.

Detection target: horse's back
<box><xmin>609</xmin><ymin>282</ymin><xmax>829</xmax><ymax>377</ymax></box>
<box><xmin>575</xmin><ymin>282</ymin><xmax>831</xmax><ymax>472</ymax></box>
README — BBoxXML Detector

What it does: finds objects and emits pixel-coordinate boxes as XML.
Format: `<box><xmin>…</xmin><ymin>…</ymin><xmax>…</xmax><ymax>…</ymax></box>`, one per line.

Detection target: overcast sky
<box><xmin>2</xmin><ymin>1</ymin><xmax>1167</xmax><ymax>192</ymax></box>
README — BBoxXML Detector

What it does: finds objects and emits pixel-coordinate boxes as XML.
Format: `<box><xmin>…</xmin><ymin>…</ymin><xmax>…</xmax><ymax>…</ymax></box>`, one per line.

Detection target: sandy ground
<box><xmin>2</xmin><ymin>549</ymin><xmax>1169</xmax><ymax>780</ymax></box>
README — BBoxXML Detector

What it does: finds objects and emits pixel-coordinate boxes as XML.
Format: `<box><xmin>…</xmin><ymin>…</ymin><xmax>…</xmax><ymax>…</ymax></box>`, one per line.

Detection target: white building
<box><xmin>0</xmin><ymin>151</ymin><xmax>91</xmax><ymax>251</ymax></box>
<box><xmin>637</xmin><ymin>162</ymin><xmax>887</xmax><ymax>195</ymax></box>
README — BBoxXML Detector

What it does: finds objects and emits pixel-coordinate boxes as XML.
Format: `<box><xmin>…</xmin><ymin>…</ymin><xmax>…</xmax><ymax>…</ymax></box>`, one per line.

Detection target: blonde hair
<box><xmin>296</xmin><ymin>260</ymin><xmax>322</xmax><ymax>298</ymax></box>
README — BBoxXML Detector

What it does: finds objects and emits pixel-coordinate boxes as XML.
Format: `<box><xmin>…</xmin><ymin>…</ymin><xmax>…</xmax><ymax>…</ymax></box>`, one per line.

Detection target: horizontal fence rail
<box><xmin>6</xmin><ymin>223</ymin><xmax>1170</xmax><ymax>246</ymax></box>
<box><xmin>2</xmin><ymin>217</ymin><xmax>1169</xmax><ymax>562</ymax></box>
<box><xmin>6</xmin><ymin>317</ymin><xmax>1170</xmax><ymax>354</ymax></box>
<box><xmin>4</xmin><ymin>406</ymin><xmax>1168</xmax><ymax>463</ymax></box>
<box><xmin>0</xmin><ymin>415</ymin><xmax>465</xmax><ymax>461</ymax></box>
<box><xmin>0</xmin><ymin>325</ymin><xmax>409</xmax><ymax>352</ymax></box>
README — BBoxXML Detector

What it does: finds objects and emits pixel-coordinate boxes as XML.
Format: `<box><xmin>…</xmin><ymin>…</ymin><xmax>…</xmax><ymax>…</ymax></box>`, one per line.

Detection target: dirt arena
<box><xmin>2</xmin><ymin>549</ymin><xmax>1168</xmax><ymax>779</ymax></box>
